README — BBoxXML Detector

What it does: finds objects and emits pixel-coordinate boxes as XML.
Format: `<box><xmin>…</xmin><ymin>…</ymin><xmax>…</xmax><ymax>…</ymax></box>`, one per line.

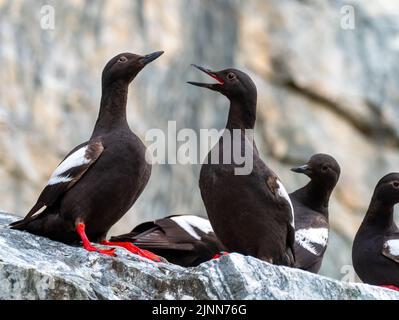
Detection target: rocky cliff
<box><xmin>1</xmin><ymin>213</ymin><xmax>397</xmax><ymax>300</ymax></box>
<box><xmin>0</xmin><ymin>0</ymin><xmax>398</xmax><ymax>279</ymax></box>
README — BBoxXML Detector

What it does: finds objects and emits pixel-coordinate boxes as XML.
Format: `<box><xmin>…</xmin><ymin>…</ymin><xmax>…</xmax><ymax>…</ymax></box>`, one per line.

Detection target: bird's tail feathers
<box><xmin>9</xmin><ymin>202</ymin><xmax>46</xmax><ymax>230</ymax></box>
<box><xmin>9</xmin><ymin>214</ymin><xmax>40</xmax><ymax>230</ymax></box>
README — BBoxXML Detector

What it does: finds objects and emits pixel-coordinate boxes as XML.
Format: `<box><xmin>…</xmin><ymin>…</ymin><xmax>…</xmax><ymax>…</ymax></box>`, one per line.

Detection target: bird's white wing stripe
<box><xmin>171</xmin><ymin>216</ymin><xmax>213</xmax><ymax>240</ymax></box>
<box><xmin>384</xmin><ymin>239</ymin><xmax>399</xmax><ymax>256</ymax></box>
<box><xmin>48</xmin><ymin>176</ymin><xmax>74</xmax><ymax>185</ymax></box>
<box><xmin>276</xmin><ymin>180</ymin><xmax>295</xmax><ymax>228</ymax></box>
<box><xmin>47</xmin><ymin>146</ymin><xmax>90</xmax><ymax>186</ymax></box>
<box><xmin>182</xmin><ymin>215</ymin><xmax>213</xmax><ymax>233</ymax></box>
<box><xmin>295</xmin><ymin>228</ymin><xmax>328</xmax><ymax>255</ymax></box>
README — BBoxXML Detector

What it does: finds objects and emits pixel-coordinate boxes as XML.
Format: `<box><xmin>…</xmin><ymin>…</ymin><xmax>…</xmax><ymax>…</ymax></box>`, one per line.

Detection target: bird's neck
<box><xmin>226</xmin><ymin>98</ymin><xmax>257</xmax><ymax>131</ymax></box>
<box><xmin>364</xmin><ymin>197</ymin><xmax>395</xmax><ymax>230</ymax></box>
<box><xmin>292</xmin><ymin>180</ymin><xmax>332</xmax><ymax>217</ymax></box>
<box><xmin>92</xmin><ymin>81</ymin><xmax>129</xmax><ymax>136</ymax></box>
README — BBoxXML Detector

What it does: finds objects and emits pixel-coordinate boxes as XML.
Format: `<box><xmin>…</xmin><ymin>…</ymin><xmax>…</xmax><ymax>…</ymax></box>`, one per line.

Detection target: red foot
<box><xmin>381</xmin><ymin>285</ymin><xmax>399</xmax><ymax>292</ymax></box>
<box><xmin>100</xmin><ymin>240</ymin><xmax>161</xmax><ymax>262</ymax></box>
<box><xmin>212</xmin><ymin>252</ymin><xmax>230</xmax><ymax>260</ymax></box>
<box><xmin>76</xmin><ymin>223</ymin><xmax>115</xmax><ymax>257</ymax></box>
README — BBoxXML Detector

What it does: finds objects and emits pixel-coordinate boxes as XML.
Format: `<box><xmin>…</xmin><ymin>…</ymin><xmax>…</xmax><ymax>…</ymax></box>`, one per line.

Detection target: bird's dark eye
<box><xmin>118</xmin><ymin>56</ymin><xmax>128</xmax><ymax>63</ymax></box>
<box><xmin>393</xmin><ymin>181</ymin><xmax>399</xmax><ymax>188</ymax></box>
<box><xmin>322</xmin><ymin>166</ymin><xmax>328</xmax><ymax>172</ymax></box>
<box><xmin>227</xmin><ymin>72</ymin><xmax>236</xmax><ymax>81</ymax></box>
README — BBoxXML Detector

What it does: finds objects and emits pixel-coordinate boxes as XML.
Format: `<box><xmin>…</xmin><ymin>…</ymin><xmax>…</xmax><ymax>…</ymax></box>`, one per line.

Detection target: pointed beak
<box><xmin>139</xmin><ymin>51</ymin><xmax>164</xmax><ymax>66</ymax></box>
<box><xmin>187</xmin><ymin>64</ymin><xmax>224</xmax><ymax>91</ymax></box>
<box><xmin>291</xmin><ymin>164</ymin><xmax>312</xmax><ymax>175</ymax></box>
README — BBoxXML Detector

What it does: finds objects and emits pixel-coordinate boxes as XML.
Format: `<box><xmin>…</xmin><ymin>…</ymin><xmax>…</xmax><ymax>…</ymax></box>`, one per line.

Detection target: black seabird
<box><xmin>188</xmin><ymin>65</ymin><xmax>295</xmax><ymax>266</ymax></box>
<box><xmin>352</xmin><ymin>173</ymin><xmax>399</xmax><ymax>290</ymax></box>
<box><xmin>10</xmin><ymin>51</ymin><xmax>164</xmax><ymax>261</ymax></box>
<box><xmin>110</xmin><ymin>215</ymin><xmax>225</xmax><ymax>267</ymax></box>
<box><xmin>290</xmin><ymin>154</ymin><xmax>340</xmax><ymax>273</ymax></box>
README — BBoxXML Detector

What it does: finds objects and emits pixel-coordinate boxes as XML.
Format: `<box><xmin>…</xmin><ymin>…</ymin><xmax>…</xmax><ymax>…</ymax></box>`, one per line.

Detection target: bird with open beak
<box><xmin>188</xmin><ymin>64</ymin><xmax>295</xmax><ymax>266</ymax></box>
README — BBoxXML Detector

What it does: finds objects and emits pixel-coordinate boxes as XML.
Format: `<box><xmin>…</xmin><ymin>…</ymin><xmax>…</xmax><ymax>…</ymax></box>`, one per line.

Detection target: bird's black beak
<box><xmin>291</xmin><ymin>164</ymin><xmax>312</xmax><ymax>175</ymax></box>
<box><xmin>139</xmin><ymin>51</ymin><xmax>164</xmax><ymax>66</ymax></box>
<box><xmin>187</xmin><ymin>64</ymin><xmax>224</xmax><ymax>91</ymax></box>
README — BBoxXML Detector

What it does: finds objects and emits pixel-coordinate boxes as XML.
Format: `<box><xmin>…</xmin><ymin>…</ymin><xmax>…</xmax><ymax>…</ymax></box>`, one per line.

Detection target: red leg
<box><xmin>381</xmin><ymin>285</ymin><xmax>399</xmax><ymax>291</ymax></box>
<box><xmin>212</xmin><ymin>252</ymin><xmax>230</xmax><ymax>260</ymax></box>
<box><xmin>76</xmin><ymin>223</ymin><xmax>115</xmax><ymax>256</ymax></box>
<box><xmin>100</xmin><ymin>240</ymin><xmax>161</xmax><ymax>262</ymax></box>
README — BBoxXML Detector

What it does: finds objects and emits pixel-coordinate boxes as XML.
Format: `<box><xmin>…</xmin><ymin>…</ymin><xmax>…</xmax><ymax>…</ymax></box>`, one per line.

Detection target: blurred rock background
<box><xmin>0</xmin><ymin>0</ymin><xmax>398</xmax><ymax>279</ymax></box>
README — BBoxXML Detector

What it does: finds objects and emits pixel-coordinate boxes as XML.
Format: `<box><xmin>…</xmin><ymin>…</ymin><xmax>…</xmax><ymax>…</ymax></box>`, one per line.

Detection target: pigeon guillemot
<box><xmin>188</xmin><ymin>65</ymin><xmax>295</xmax><ymax>266</ymax></box>
<box><xmin>110</xmin><ymin>215</ymin><xmax>225</xmax><ymax>267</ymax></box>
<box><xmin>10</xmin><ymin>51</ymin><xmax>164</xmax><ymax>260</ymax></box>
<box><xmin>352</xmin><ymin>173</ymin><xmax>399</xmax><ymax>290</ymax></box>
<box><xmin>290</xmin><ymin>154</ymin><xmax>340</xmax><ymax>273</ymax></box>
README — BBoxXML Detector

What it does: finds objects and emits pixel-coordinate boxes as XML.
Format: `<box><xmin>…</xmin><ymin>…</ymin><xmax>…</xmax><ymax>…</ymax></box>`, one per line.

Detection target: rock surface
<box><xmin>1</xmin><ymin>213</ymin><xmax>398</xmax><ymax>300</ymax></box>
<box><xmin>1</xmin><ymin>0</ymin><xmax>399</xmax><ymax>279</ymax></box>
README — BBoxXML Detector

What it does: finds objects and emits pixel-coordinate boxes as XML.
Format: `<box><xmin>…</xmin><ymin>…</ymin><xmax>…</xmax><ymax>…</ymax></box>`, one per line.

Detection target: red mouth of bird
<box><xmin>191</xmin><ymin>64</ymin><xmax>225</xmax><ymax>85</ymax></box>
<box><xmin>206</xmin><ymin>72</ymin><xmax>225</xmax><ymax>85</ymax></box>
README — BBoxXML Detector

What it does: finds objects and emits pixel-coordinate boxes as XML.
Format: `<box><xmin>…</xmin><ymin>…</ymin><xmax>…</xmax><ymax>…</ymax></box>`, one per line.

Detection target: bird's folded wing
<box><xmin>110</xmin><ymin>219</ymin><xmax>195</xmax><ymax>251</ymax></box>
<box><xmin>160</xmin><ymin>215</ymin><xmax>224</xmax><ymax>253</ymax></box>
<box><xmin>295</xmin><ymin>227</ymin><xmax>329</xmax><ymax>257</ymax></box>
<box><xmin>382</xmin><ymin>235</ymin><xmax>399</xmax><ymax>264</ymax></box>
<box><xmin>266</xmin><ymin>176</ymin><xmax>295</xmax><ymax>228</ymax></box>
<box><xmin>23</xmin><ymin>138</ymin><xmax>104</xmax><ymax>220</ymax></box>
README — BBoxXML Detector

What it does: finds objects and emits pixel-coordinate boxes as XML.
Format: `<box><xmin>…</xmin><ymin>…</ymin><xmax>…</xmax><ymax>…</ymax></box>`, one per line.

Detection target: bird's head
<box><xmin>373</xmin><ymin>173</ymin><xmax>399</xmax><ymax>206</ymax></box>
<box><xmin>291</xmin><ymin>154</ymin><xmax>341</xmax><ymax>189</ymax></box>
<box><xmin>102</xmin><ymin>51</ymin><xmax>164</xmax><ymax>87</ymax></box>
<box><xmin>188</xmin><ymin>65</ymin><xmax>257</xmax><ymax>103</ymax></box>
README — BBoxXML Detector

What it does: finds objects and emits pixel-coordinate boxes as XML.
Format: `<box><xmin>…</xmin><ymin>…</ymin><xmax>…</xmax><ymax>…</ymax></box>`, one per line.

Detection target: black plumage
<box><xmin>110</xmin><ymin>215</ymin><xmax>225</xmax><ymax>267</ymax></box>
<box><xmin>188</xmin><ymin>65</ymin><xmax>295</xmax><ymax>266</ymax></box>
<box><xmin>10</xmin><ymin>51</ymin><xmax>164</xmax><ymax>260</ymax></box>
<box><xmin>290</xmin><ymin>154</ymin><xmax>340</xmax><ymax>273</ymax></box>
<box><xmin>352</xmin><ymin>173</ymin><xmax>399</xmax><ymax>289</ymax></box>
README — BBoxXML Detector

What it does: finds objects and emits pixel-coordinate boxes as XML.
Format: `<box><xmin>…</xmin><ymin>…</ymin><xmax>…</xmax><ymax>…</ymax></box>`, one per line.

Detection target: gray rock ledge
<box><xmin>0</xmin><ymin>212</ymin><xmax>397</xmax><ymax>300</ymax></box>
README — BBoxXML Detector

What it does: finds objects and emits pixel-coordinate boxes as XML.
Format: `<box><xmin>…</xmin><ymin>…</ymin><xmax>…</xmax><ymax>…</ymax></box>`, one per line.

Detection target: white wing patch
<box><xmin>276</xmin><ymin>180</ymin><xmax>295</xmax><ymax>228</ymax></box>
<box><xmin>295</xmin><ymin>228</ymin><xmax>328</xmax><ymax>255</ymax></box>
<box><xmin>47</xmin><ymin>146</ymin><xmax>91</xmax><ymax>185</ymax></box>
<box><xmin>48</xmin><ymin>176</ymin><xmax>75</xmax><ymax>185</ymax></box>
<box><xmin>384</xmin><ymin>239</ymin><xmax>399</xmax><ymax>256</ymax></box>
<box><xmin>171</xmin><ymin>215</ymin><xmax>213</xmax><ymax>240</ymax></box>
